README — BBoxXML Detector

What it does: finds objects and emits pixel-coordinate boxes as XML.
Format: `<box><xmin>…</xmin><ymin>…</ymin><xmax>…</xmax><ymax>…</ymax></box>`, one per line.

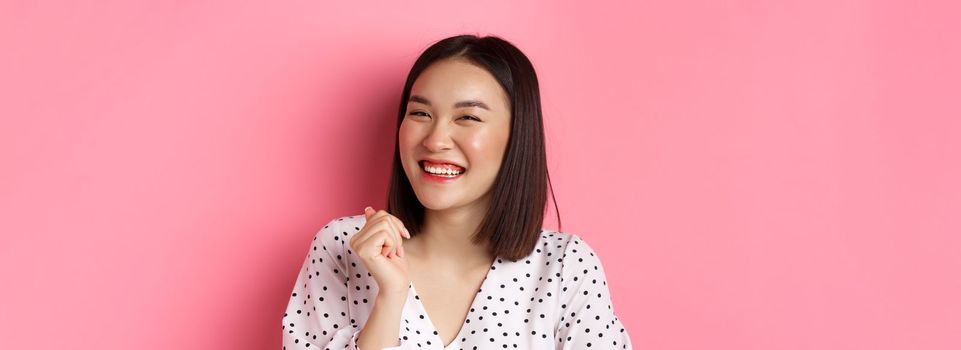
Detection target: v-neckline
<box><xmin>408</xmin><ymin>257</ymin><xmax>498</xmax><ymax>349</ymax></box>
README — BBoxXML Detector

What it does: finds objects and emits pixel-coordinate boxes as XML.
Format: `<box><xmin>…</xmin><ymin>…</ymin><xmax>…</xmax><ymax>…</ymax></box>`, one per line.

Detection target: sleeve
<box><xmin>281</xmin><ymin>220</ymin><xmax>407</xmax><ymax>350</ymax></box>
<box><xmin>554</xmin><ymin>234</ymin><xmax>633</xmax><ymax>350</ymax></box>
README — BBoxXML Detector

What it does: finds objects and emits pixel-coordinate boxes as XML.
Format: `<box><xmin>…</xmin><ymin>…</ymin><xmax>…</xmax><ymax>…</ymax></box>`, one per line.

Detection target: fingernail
<box><xmin>403</xmin><ymin>228</ymin><xmax>411</xmax><ymax>238</ymax></box>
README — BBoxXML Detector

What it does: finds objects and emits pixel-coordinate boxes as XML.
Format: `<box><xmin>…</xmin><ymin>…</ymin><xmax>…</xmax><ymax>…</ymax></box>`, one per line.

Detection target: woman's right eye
<box><xmin>408</xmin><ymin>111</ymin><xmax>428</xmax><ymax>117</ymax></box>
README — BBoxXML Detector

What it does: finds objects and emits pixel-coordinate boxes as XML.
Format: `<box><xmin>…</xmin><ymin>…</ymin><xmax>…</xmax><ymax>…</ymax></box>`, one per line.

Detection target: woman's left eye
<box><xmin>460</xmin><ymin>115</ymin><xmax>480</xmax><ymax>121</ymax></box>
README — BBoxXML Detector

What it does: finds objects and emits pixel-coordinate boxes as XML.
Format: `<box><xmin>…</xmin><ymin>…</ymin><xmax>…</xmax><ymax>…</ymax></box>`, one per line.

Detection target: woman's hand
<box><xmin>349</xmin><ymin>206</ymin><xmax>412</xmax><ymax>296</ymax></box>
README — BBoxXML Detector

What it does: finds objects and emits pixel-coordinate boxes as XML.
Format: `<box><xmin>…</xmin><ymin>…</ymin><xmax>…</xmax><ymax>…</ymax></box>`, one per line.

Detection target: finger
<box><xmin>383</xmin><ymin>216</ymin><xmax>403</xmax><ymax>258</ymax></box>
<box><xmin>363</xmin><ymin>211</ymin><xmax>403</xmax><ymax>257</ymax></box>
<box><xmin>353</xmin><ymin>227</ymin><xmax>380</xmax><ymax>258</ymax></box>
<box><xmin>372</xmin><ymin>211</ymin><xmax>401</xmax><ymax>254</ymax></box>
<box><xmin>390</xmin><ymin>216</ymin><xmax>411</xmax><ymax>239</ymax></box>
<box><xmin>350</xmin><ymin>219</ymin><xmax>376</xmax><ymax>249</ymax></box>
<box><xmin>365</xmin><ymin>208</ymin><xmax>385</xmax><ymax>224</ymax></box>
<box><xmin>371</xmin><ymin>208</ymin><xmax>389</xmax><ymax>221</ymax></box>
<box><xmin>352</xmin><ymin>214</ymin><xmax>390</xmax><ymax>249</ymax></box>
<box><xmin>381</xmin><ymin>240</ymin><xmax>392</xmax><ymax>257</ymax></box>
<box><xmin>384</xmin><ymin>216</ymin><xmax>409</xmax><ymax>257</ymax></box>
<box><xmin>357</xmin><ymin>229</ymin><xmax>391</xmax><ymax>259</ymax></box>
<box><xmin>365</xmin><ymin>207</ymin><xmax>387</xmax><ymax>225</ymax></box>
<box><xmin>374</xmin><ymin>230</ymin><xmax>397</xmax><ymax>258</ymax></box>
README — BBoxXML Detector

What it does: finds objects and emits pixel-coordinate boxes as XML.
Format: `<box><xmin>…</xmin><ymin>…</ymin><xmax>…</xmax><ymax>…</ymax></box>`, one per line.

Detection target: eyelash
<box><xmin>408</xmin><ymin>111</ymin><xmax>480</xmax><ymax>121</ymax></box>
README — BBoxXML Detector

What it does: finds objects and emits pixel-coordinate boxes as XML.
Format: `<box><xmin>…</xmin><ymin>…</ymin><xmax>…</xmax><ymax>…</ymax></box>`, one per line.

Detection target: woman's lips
<box><xmin>421</xmin><ymin>160</ymin><xmax>466</xmax><ymax>171</ymax></box>
<box><xmin>419</xmin><ymin>162</ymin><xmax>465</xmax><ymax>183</ymax></box>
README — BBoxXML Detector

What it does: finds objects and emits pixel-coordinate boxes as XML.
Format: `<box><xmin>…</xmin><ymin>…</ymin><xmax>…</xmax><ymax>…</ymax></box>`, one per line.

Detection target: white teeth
<box><xmin>425</xmin><ymin>165</ymin><xmax>464</xmax><ymax>176</ymax></box>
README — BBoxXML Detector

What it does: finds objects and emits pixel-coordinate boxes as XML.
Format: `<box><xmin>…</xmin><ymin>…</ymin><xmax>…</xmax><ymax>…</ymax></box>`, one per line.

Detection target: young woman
<box><xmin>282</xmin><ymin>34</ymin><xmax>632</xmax><ymax>349</ymax></box>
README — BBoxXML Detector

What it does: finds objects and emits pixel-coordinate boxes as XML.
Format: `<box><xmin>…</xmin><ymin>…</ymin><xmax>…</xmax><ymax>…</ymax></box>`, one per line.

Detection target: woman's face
<box><xmin>399</xmin><ymin>58</ymin><xmax>511</xmax><ymax>212</ymax></box>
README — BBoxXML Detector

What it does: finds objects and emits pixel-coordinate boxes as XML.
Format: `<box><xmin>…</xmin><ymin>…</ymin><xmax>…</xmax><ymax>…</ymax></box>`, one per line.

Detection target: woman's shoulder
<box><xmin>310</xmin><ymin>214</ymin><xmax>368</xmax><ymax>251</ymax></box>
<box><xmin>536</xmin><ymin>227</ymin><xmax>589</xmax><ymax>255</ymax></box>
<box><xmin>536</xmin><ymin>228</ymin><xmax>607</xmax><ymax>268</ymax></box>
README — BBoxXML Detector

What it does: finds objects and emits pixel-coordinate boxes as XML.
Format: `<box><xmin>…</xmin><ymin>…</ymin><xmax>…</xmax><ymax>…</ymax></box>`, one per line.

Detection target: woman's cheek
<box><xmin>464</xmin><ymin>133</ymin><xmax>499</xmax><ymax>164</ymax></box>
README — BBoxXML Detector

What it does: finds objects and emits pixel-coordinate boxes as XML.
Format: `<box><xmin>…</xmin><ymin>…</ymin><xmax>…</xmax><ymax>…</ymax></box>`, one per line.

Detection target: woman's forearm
<box><xmin>356</xmin><ymin>291</ymin><xmax>408</xmax><ymax>349</ymax></box>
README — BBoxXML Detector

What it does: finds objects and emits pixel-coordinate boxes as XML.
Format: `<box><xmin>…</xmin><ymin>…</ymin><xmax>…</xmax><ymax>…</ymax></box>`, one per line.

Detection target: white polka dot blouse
<box><xmin>282</xmin><ymin>214</ymin><xmax>633</xmax><ymax>349</ymax></box>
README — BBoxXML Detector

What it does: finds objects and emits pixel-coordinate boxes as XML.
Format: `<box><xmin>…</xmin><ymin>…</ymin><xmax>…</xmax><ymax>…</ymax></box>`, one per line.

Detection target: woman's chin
<box><xmin>419</xmin><ymin>200</ymin><xmax>460</xmax><ymax>211</ymax></box>
<box><xmin>415</xmin><ymin>193</ymin><xmax>465</xmax><ymax>211</ymax></box>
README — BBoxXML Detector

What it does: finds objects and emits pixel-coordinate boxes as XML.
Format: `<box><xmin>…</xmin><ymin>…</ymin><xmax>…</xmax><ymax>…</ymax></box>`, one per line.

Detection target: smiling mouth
<box><xmin>418</xmin><ymin>160</ymin><xmax>466</xmax><ymax>177</ymax></box>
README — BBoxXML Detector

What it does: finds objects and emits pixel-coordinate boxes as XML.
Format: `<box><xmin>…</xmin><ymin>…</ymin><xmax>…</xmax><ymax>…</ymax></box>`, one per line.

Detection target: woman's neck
<box><xmin>410</xmin><ymin>199</ymin><xmax>493</xmax><ymax>264</ymax></box>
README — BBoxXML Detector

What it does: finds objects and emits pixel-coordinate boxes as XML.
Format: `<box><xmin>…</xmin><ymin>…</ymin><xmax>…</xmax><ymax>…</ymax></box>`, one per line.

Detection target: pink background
<box><xmin>2</xmin><ymin>1</ymin><xmax>959</xmax><ymax>349</ymax></box>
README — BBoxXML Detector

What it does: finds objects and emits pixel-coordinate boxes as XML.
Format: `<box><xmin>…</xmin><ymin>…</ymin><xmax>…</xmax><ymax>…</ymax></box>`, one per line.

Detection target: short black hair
<box><xmin>386</xmin><ymin>34</ymin><xmax>561</xmax><ymax>262</ymax></box>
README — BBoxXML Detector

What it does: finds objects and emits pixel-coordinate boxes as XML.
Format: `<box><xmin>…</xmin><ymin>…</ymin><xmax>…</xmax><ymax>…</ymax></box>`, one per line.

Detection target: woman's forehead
<box><xmin>410</xmin><ymin>59</ymin><xmax>508</xmax><ymax>109</ymax></box>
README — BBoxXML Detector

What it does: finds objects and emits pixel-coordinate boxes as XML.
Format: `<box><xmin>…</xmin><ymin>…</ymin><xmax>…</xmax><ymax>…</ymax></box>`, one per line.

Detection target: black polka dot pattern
<box><xmin>282</xmin><ymin>215</ymin><xmax>633</xmax><ymax>349</ymax></box>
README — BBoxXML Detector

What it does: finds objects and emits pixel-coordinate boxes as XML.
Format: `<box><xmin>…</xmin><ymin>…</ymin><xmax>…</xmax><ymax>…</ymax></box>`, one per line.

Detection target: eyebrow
<box><xmin>408</xmin><ymin>95</ymin><xmax>491</xmax><ymax>110</ymax></box>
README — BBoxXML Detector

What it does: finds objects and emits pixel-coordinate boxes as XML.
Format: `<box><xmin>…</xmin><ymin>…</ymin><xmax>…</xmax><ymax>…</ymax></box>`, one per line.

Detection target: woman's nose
<box><xmin>421</xmin><ymin>122</ymin><xmax>453</xmax><ymax>152</ymax></box>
